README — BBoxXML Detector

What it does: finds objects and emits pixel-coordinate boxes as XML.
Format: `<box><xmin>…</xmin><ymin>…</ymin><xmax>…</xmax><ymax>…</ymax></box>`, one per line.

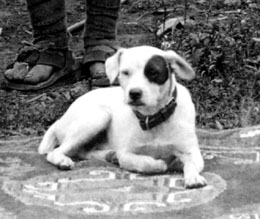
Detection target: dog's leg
<box><xmin>117</xmin><ymin>151</ymin><xmax>167</xmax><ymax>173</ymax></box>
<box><xmin>38</xmin><ymin>123</ymin><xmax>58</xmax><ymax>154</ymax></box>
<box><xmin>178</xmin><ymin>148</ymin><xmax>207</xmax><ymax>189</ymax></box>
<box><xmin>46</xmin><ymin>107</ymin><xmax>111</xmax><ymax>170</ymax></box>
<box><xmin>46</xmin><ymin>146</ymin><xmax>75</xmax><ymax>170</ymax></box>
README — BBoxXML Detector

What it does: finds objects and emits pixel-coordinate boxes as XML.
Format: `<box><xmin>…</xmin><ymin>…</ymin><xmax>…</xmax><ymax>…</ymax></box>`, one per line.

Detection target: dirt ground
<box><xmin>0</xmin><ymin>0</ymin><xmax>260</xmax><ymax>138</ymax></box>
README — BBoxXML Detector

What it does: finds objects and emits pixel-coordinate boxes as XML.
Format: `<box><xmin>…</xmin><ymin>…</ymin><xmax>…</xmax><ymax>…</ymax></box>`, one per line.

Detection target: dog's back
<box><xmin>38</xmin><ymin>87</ymin><xmax>124</xmax><ymax>155</ymax></box>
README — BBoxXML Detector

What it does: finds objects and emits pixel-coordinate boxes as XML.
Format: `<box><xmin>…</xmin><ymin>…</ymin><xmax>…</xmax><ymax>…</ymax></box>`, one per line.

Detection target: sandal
<box><xmin>3</xmin><ymin>45</ymin><xmax>74</xmax><ymax>91</ymax></box>
<box><xmin>83</xmin><ymin>44</ymin><xmax>119</xmax><ymax>86</ymax></box>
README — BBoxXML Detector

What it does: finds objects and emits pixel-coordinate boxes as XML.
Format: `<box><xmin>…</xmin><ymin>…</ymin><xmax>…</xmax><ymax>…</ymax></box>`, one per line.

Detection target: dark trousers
<box><xmin>26</xmin><ymin>0</ymin><xmax>120</xmax><ymax>49</ymax></box>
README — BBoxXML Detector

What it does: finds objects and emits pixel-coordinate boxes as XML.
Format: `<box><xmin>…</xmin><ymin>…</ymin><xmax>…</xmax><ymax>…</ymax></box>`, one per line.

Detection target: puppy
<box><xmin>38</xmin><ymin>45</ymin><xmax>207</xmax><ymax>189</ymax></box>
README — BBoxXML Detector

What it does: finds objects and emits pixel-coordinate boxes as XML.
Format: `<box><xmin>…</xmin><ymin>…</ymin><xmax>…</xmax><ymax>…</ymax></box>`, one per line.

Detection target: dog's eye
<box><xmin>144</xmin><ymin>55</ymin><xmax>169</xmax><ymax>84</ymax></box>
<box><xmin>121</xmin><ymin>70</ymin><xmax>129</xmax><ymax>76</ymax></box>
<box><xmin>149</xmin><ymin>69</ymin><xmax>159</xmax><ymax>79</ymax></box>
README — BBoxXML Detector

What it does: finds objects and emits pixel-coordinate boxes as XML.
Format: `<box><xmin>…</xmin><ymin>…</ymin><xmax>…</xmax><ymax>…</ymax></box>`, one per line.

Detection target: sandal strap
<box><xmin>16</xmin><ymin>46</ymin><xmax>66</xmax><ymax>69</ymax></box>
<box><xmin>37</xmin><ymin>49</ymin><xmax>66</xmax><ymax>69</ymax></box>
<box><xmin>83</xmin><ymin>45</ymin><xmax>119</xmax><ymax>65</ymax></box>
<box><xmin>16</xmin><ymin>46</ymin><xmax>40</xmax><ymax>66</ymax></box>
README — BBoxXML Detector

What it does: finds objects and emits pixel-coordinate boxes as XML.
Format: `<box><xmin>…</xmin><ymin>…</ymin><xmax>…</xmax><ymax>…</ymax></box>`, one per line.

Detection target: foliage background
<box><xmin>0</xmin><ymin>0</ymin><xmax>260</xmax><ymax>137</ymax></box>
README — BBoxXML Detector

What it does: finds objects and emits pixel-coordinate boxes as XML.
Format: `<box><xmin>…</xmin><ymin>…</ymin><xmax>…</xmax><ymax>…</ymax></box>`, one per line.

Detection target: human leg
<box><xmin>83</xmin><ymin>0</ymin><xmax>120</xmax><ymax>78</ymax></box>
<box><xmin>4</xmin><ymin>0</ymin><xmax>73</xmax><ymax>90</ymax></box>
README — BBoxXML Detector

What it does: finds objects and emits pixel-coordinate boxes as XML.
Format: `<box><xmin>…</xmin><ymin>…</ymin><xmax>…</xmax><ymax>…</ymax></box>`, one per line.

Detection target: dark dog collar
<box><xmin>134</xmin><ymin>88</ymin><xmax>177</xmax><ymax>130</ymax></box>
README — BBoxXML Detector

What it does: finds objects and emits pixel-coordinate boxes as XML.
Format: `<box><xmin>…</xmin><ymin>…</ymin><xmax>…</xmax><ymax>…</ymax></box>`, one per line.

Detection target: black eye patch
<box><xmin>144</xmin><ymin>55</ymin><xmax>169</xmax><ymax>85</ymax></box>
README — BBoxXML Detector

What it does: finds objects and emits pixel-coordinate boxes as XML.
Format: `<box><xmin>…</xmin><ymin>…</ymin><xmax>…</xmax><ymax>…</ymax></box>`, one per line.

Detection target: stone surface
<box><xmin>1</xmin><ymin>126</ymin><xmax>260</xmax><ymax>219</ymax></box>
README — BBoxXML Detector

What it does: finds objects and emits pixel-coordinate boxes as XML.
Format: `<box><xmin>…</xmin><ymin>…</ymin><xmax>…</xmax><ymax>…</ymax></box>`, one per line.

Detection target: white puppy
<box><xmin>38</xmin><ymin>45</ymin><xmax>207</xmax><ymax>189</ymax></box>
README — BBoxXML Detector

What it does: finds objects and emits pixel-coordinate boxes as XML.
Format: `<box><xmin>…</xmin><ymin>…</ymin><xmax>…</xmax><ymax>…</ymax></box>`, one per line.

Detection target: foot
<box><xmin>24</xmin><ymin>64</ymin><xmax>54</xmax><ymax>84</ymax></box>
<box><xmin>3</xmin><ymin>47</ymin><xmax>73</xmax><ymax>90</ymax></box>
<box><xmin>5</xmin><ymin>62</ymin><xmax>53</xmax><ymax>85</ymax></box>
<box><xmin>89</xmin><ymin>62</ymin><xmax>105</xmax><ymax>79</ymax></box>
<box><xmin>83</xmin><ymin>44</ymin><xmax>119</xmax><ymax>86</ymax></box>
<box><xmin>88</xmin><ymin>62</ymin><xmax>111</xmax><ymax>86</ymax></box>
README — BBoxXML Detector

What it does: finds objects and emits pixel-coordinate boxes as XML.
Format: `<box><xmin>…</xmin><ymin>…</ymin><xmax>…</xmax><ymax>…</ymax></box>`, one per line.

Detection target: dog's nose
<box><xmin>129</xmin><ymin>88</ymin><xmax>143</xmax><ymax>101</ymax></box>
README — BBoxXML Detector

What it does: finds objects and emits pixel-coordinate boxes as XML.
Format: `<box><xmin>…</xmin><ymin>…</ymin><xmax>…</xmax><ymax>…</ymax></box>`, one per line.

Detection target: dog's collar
<box><xmin>134</xmin><ymin>88</ymin><xmax>177</xmax><ymax>130</ymax></box>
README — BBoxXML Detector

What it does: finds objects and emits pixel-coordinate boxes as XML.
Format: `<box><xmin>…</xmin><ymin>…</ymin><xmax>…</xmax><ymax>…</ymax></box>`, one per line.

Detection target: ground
<box><xmin>0</xmin><ymin>0</ymin><xmax>260</xmax><ymax>137</ymax></box>
<box><xmin>1</xmin><ymin>126</ymin><xmax>260</xmax><ymax>218</ymax></box>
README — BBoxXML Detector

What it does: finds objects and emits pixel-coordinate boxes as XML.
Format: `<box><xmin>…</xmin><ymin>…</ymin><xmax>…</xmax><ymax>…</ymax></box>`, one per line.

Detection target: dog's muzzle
<box><xmin>128</xmin><ymin>88</ymin><xmax>144</xmax><ymax>106</ymax></box>
<box><xmin>129</xmin><ymin>88</ymin><xmax>142</xmax><ymax>100</ymax></box>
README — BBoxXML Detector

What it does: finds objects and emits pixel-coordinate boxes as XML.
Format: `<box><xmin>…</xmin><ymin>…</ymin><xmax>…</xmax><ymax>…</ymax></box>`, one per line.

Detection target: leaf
<box><xmin>252</xmin><ymin>37</ymin><xmax>260</xmax><ymax>42</ymax></box>
<box><xmin>224</xmin><ymin>0</ymin><xmax>241</xmax><ymax>5</ymax></box>
<box><xmin>189</xmin><ymin>4</ymin><xmax>202</xmax><ymax>13</ymax></box>
<box><xmin>215</xmin><ymin>120</ymin><xmax>223</xmax><ymax>130</ymax></box>
<box><xmin>212</xmin><ymin>78</ymin><xmax>223</xmax><ymax>83</ymax></box>
<box><xmin>157</xmin><ymin>17</ymin><xmax>196</xmax><ymax>37</ymax></box>
<box><xmin>196</xmin><ymin>0</ymin><xmax>206</xmax><ymax>4</ymax></box>
<box><xmin>190</xmin><ymin>48</ymin><xmax>204</xmax><ymax>65</ymax></box>
<box><xmin>189</xmin><ymin>33</ymin><xmax>200</xmax><ymax>44</ymax></box>
<box><xmin>157</xmin><ymin>17</ymin><xmax>184</xmax><ymax>37</ymax></box>
<box><xmin>63</xmin><ymin>91</ymin><xmax>71</xmax><ymax>101</ymax></box>
<box><xmin>19</xmin><ymin>0</ymin><xmax>25</xmax><ymax>4</ymax></box>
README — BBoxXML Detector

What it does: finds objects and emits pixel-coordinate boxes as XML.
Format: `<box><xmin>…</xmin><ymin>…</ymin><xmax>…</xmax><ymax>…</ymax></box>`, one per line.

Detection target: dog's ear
<box><xmin>105</xmin><ymin>48</ymin><xmax>125</xmax><ymax>84</ymax></box>
<box><xmin>163</xmin><ymin>50</ymin><xmax>195</xmax><ymax>80</ymax></box>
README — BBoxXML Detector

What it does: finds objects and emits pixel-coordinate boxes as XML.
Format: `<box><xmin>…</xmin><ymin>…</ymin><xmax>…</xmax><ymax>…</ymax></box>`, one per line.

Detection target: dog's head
<box><xmin>105</xmin><ymin>46</ymin><xmax>195</xmax><ymax>114</ymax></box>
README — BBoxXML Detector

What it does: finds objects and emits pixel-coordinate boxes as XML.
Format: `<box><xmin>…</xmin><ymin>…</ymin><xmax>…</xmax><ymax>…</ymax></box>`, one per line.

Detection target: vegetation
<box><xmin>0</xmin><ymin>0</ymin><xmax>260</xmax><ymax>137</ymax></box>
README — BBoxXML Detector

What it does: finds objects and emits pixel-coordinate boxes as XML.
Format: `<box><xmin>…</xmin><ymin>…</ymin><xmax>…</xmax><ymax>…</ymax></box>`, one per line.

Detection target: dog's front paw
<box><xmin>58</xmin><ymin>157</ymin><xmax>75</xmax><ymax>170</ymax></box>
<box><xmin>185</xmin><ymin>174</ymin><xmax>207</xmax><ymax>189</ymax></box>
<box><xmin>154</xmin><ymin>159</ymin><xmax>168</xmax><ymax>172</ymax></box>
<box><xmin>47</xmin><ymin>152</ymin><xmax>75</xmax><ymax>170</ymax></box>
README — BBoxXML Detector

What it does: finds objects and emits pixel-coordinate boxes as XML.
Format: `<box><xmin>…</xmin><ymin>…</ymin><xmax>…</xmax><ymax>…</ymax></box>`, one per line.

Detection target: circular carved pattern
<box><xmin>0</xmin><ymin>156</ymin><xmax>35</xmax><ymax>179</ymax></box>
<box><xmin>216</xmin><ymin>204</ymin><xmax>260</xmax><ymax>219</ymax></box>
<box><xmin>0</xmin><ymin>207</ymin><xmax>17</xmax><ymax>219</ymax></box>
<box><xmin>3</xmin><ymin>167</ymin><xmax>226</xmax><ymax>216</ymax></box>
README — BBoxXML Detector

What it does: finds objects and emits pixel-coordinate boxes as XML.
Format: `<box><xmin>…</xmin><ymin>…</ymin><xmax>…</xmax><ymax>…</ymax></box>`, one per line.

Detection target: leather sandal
<box><xmin>3</xmin><ymin>45</ymin><xmax>74</xmax><ymax>91</ymax></box>
<box><xmin>83</xmin><ymin>44</ymin><xmax>118</xmax><ymax>86</ymax></box>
